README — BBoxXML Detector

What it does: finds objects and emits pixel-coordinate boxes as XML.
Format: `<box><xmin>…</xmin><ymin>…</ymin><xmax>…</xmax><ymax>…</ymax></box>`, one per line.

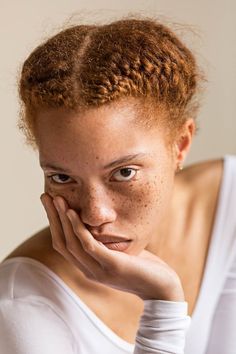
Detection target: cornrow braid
<box><xmin>18</xmin><ymin>16</ymin><xmax>202</xmax><ymax>148</ymax></box>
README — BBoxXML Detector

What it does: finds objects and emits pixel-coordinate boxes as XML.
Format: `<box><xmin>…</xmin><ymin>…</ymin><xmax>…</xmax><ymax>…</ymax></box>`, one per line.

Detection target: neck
<box><xmin>145</xmin><ymin>173</ymin><xmax>190</xmax><ymax>260</ymax></box>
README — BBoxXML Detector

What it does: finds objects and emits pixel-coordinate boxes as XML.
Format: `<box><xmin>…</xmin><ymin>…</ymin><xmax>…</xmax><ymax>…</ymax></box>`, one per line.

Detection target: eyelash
<box><xmin>47</xmin><ymin>167</ymin><xmax>139</xmax><ymax>185</ymax></box>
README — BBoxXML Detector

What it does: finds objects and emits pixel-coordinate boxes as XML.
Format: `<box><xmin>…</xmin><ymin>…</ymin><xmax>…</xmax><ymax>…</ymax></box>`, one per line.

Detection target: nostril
<box><xmin>86</xmin><ymin>225</ymin><xmax>97</xmax><ymax>232</ymax></box>
<box><xmin>85</xmin><ymin>225</ymin><xmax>103</xmax><ymax>235</ymax></box>
<box><xmin>78</xmin><ymin>204</ymin><xmax>116</xmax><ymax>228</ymax></box>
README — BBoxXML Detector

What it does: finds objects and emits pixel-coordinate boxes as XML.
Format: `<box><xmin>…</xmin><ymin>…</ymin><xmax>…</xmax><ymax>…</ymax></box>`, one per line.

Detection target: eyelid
<box><xmin>111</xmin><ymin>165</ymin><xmax>139</xmax><ymax>174</ymax></box>
<box><xmin>46</xmin><ymin>173</ymin><xmax>73</xmax><ymax>185</ymax></box>
<box><xmin>46</xmin><ymin>165</ymin><xmax>140</xmax><ymax>184</ymax></box>
<box><xmin>110</xmin><ymin>166</ymin><xmax>139</xmax><ymax>181</ymax></box>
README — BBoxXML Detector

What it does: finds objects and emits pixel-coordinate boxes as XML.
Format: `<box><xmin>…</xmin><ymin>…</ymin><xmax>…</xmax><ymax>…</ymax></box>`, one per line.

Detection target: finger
<box><xmin>40</xmin><ymin>193</ymin><xmax>94</xmax><ymax>278</ymax></box>
<box><xmin>52</xmin><ymin>196</ymin><xmax>101</xmax><ymax>276</ymax></box>
<box><xmin>65</xmin><ymin>206</ymin><xmax>119</xmax><ymax>270</ymax></box>
<box><xmin>40</xmin><ymin>193</ymin><xmax>65</xmax><ymax>250</ymax></box>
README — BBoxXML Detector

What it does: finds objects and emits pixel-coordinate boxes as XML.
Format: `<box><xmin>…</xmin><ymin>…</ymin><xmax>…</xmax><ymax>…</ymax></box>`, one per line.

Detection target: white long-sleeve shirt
<box><xmin>0</xmin><ymin>154</ymin><xmax>235</xmax><ymax>354</ymax></box>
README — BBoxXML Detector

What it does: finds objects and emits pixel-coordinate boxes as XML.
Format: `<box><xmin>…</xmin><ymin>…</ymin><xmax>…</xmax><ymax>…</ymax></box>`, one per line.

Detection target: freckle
<box><xmin>144</xmin><ymin>204</ymin><xmax>147</xmax><ymax>207</ymax></box>
<box><xmin>96</xmin><ymin>156</ymin><xmax>99</xmax><ymax>160</ymax></box>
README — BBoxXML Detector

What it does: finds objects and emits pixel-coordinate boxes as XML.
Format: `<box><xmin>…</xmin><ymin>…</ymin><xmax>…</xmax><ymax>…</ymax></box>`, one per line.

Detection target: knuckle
<box><xmin>83</xmin><ymin>241</ymin><xmax>95</xmax><ymax>253</ymax></box>
<box><xmin>65</xmin><ymin>239</ymin><xmax>77</xmax><ymax>255</ymax></box>
<box><xmin>52</xmin><ymin>240</ymin><xmax>64</xmax><ymax>253</ymax></box>
<box><xmin>67</xmin><ymin>243</ymin><xmax>75</xmax><ymax>254</ymax></box>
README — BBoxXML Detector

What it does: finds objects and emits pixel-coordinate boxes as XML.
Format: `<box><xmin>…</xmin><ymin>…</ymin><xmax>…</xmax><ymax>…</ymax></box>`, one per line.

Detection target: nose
<box><xmin>78</xmin><ymin>186</ymin><xmax>117</xmax><ymax>228</ymax></box>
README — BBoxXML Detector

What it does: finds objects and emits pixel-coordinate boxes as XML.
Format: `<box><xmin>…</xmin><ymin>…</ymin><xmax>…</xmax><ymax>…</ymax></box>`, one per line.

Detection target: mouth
<box><xmin>100</xmin><ymin>240</ymin><xmax>132</xmax><ymax>251</ymax></box>
<box><xmin>93</xmin><ymin>235</ymin><xmax>132</xmax><ymax>251</ymax></box>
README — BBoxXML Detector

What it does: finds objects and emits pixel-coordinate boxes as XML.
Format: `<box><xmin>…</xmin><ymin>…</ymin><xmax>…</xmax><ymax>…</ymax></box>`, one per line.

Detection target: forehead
<box><xmin>35</xmin><ymin>100</ymin><xmax>169</xmax><ymax>167</ymax></box>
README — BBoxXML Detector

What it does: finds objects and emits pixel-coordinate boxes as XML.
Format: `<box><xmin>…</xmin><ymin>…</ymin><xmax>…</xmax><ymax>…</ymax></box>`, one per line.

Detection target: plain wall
<box><xmin>1</xmin><ymin>0</ymin><xmax>235</xmax><ymax>261</ymax></box>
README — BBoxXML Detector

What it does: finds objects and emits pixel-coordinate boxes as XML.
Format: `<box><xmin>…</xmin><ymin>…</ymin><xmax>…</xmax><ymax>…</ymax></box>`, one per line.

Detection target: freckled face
<box><xmin>36</xmin><ymin>101</ymin><xmax>176</xmax><ymax>255</ymax></box>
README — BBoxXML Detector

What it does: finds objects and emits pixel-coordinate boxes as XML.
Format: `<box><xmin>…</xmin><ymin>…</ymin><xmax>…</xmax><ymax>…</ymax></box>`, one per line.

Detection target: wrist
<box><xmin>160</xmin><ymin>279</ymin><xmax>185</xmax><ymax>302</ymax></box>
<box><xmin>139</xmin><ymin>274</ymin><xmax>185</xmax><ymax>302</ymax></box>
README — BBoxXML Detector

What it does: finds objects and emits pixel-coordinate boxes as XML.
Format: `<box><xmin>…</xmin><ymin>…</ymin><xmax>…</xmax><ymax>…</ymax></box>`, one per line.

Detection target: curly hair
<box><xmin>18</xmin><ymin>15</ymin><xmax>203</xmax><ymax>148</ymax></box>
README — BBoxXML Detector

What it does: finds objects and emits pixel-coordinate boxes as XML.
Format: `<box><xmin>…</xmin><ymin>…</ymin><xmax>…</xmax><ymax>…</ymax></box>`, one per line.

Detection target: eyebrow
<box><xmin>103</xmin><ymin>153</ymin><xmax>149</xmax><ymax>169</ymax></box>
<box><xmin>40</xmin><ymin>153</ymin><xmax>149</xmax><ymax>172</ymax></box>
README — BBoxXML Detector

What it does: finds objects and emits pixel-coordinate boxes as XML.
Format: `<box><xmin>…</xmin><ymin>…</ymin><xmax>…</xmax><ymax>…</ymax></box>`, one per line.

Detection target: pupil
<box><xmin>121</xmin><ymin>168</ymin><xmax>131</xmax><ymax>177</ymax></box>
<box><xmin>59</xmin><ymin>174</ymin><xmax>68</xmax><ymax>181</ymax></box>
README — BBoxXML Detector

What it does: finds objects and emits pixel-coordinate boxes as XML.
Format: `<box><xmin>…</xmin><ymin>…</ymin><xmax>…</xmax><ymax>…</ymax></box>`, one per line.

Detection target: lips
<box><xmin>93</xmin><ymin>235</ymin><xmax>131</xmax><ymax>244</ymax></box>
<box><xmin>102</xmin><ymin>241</ymin><xmax>131</xmax><ymax>251</ymax></box>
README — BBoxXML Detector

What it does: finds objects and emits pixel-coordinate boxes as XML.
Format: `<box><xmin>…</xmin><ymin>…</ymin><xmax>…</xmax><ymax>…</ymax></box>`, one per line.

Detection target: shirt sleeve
<box><xmin>134</xmin><ymin>300</ymin><xmax>191</xmax><ymax>354</ymax></box>
<box><xmin>0</xmin><ymin>298</ymin><xmax>76</xmax><ymax>354</ymax></box>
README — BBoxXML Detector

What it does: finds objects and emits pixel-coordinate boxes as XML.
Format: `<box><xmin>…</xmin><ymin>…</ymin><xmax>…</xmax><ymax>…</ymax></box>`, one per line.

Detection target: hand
<box><xmin>40</xmin><ymin>192</ymin><xmax>185</xmax><ymax>301</ymax></box>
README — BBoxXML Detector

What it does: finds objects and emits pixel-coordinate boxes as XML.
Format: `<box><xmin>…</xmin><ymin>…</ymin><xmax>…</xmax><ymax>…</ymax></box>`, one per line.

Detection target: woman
<box><xmin>0</xmin><ymin>16</ymin><xmax>235</xmax><ymax>354</ymax></box>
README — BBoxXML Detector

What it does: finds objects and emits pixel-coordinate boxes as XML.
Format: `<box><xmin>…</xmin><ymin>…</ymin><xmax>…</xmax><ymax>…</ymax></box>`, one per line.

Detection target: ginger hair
<box><xmin>18</xmin><ymin>15</ymin><xmax>203</xmax><ymax>149</ymax></box>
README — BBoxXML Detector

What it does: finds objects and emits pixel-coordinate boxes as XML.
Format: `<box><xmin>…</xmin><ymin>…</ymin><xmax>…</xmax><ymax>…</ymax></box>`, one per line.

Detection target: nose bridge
<box><xmin>84</xmin><ymin>184</ymin><xmax>106</xmax><ymax>208</ymax></box>
<box><xmin>79</xmin><ymin>182</ymin><xmax>116</xmax><ymax>226</ymax></box>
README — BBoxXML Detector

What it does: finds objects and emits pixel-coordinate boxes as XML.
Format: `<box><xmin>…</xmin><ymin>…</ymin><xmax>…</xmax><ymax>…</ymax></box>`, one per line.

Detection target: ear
<box><xmin>173</xmin><ymin>119</ymin><xmax>196</xmax><ymax>169</ymax></box>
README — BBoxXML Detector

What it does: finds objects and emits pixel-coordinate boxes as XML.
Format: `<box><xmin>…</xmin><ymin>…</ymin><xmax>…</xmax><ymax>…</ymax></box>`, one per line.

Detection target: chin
<box><xmin>123</xmin><ymin>240</ymin><xmax>147</xmax><ymax>256</ymax></box>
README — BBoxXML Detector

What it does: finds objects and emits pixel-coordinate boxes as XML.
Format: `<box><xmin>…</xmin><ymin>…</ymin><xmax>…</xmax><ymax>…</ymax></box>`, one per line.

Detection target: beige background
<box><xmin>1</xmin><ymin>0</ymin><xmax>235</xmax><ymax>261</ymax></box>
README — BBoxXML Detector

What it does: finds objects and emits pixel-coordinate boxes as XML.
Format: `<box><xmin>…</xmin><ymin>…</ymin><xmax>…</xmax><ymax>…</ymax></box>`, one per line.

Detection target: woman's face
<box><xmin>36</xmin><ymin>100</ymin><xmax>179</xmax><ymax>255</ymax></box>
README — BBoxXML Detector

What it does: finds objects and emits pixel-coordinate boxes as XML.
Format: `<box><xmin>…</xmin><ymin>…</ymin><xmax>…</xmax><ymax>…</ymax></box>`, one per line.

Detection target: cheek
<box><xmin>44</xmin><ymin>173</ymin><xmax>174</xmax><ymax>219</ymax></box>
<box><xmin>44</xmin><ymin>181</ymin><xmax>77</xmax><ymax>207</ymax></box>
<box><xmin>118</xmin><ymin>176</ymin><xmax>173</xmax><ymax>226</ymax></box>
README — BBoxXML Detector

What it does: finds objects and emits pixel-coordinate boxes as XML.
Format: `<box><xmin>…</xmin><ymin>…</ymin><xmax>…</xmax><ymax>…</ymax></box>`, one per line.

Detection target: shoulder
<box><xmin>182</xmin><ymin>157</ymin><xmax>224</xmax><ymax>185</ymax></box>
<box><xmin>175</xmin><ymin>157</ymin><xmax>225</xmax><ymax>221</ymax></box>
<box><xmin>2</xmin><ymin>226</ymin><xmax>56</xmax><ymax>262</ymax></box>
<box><xmin>179</xmin><ymin>157</ymin><xmax>224</xmax><ymax>197</ymax></box>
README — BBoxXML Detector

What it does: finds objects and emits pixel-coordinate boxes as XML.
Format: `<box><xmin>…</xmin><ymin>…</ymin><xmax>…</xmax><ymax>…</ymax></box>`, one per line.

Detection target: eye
<box><xmin>48</xmin><ymin>174</ymin><xmax>72</xmax><ymax>184</ymax></box>
<box><xmin>112</xmin><ymin>168</ymin><xmax>137</xmax><ymax>182</ymax></box>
